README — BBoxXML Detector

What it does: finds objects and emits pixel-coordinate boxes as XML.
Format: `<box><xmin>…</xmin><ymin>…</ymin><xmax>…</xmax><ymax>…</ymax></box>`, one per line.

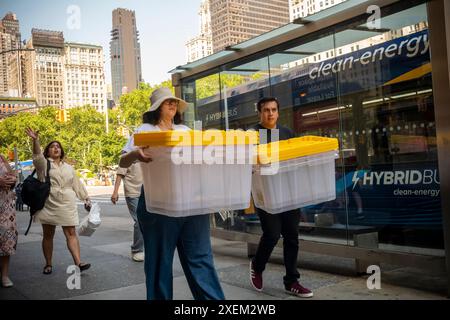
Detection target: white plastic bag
<box><xmin>78</xmin><ymin>202</ymin><xmax>101</xmax><ymax>236</ymax></box>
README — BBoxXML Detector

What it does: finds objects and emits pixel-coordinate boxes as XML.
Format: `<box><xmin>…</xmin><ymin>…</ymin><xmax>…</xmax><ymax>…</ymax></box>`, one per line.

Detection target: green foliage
<box><xmin>0</xmin><ymin>105</ymin><xmax>125</xmax><ymax>172</ymax></box>
<box><xmin>0</xmin><ymin>106</ymin><xmax>62</xmax><ymax>161</ymax></box>
<box><xmin>195</xmin><ymin>73</ymin><xmax>250</xmax><ymax>100</ymax></box>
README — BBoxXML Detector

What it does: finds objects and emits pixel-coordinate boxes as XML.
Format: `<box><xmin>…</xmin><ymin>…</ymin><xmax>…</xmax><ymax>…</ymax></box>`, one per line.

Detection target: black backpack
<box><xmin>21</xmin><ymin>160</ymin><xmax>51</xmax><ymax>235</ymax></box>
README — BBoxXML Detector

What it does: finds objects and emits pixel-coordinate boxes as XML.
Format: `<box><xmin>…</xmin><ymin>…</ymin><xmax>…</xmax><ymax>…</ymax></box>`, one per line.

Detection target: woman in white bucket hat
<box><xmin>119</xmin><ymin>87</ymin><xmax>225</xmax><ymax>300</ymax></box>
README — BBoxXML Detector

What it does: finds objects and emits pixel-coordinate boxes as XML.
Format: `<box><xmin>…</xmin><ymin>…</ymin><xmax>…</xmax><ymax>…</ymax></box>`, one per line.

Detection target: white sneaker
<box><xmin>132</xmin><ymin>252</ymin><xmax>145</xmax><ymax>262</ymax></box>
<box><xmin>2</xmin><ymin>277</ymin><xmax>14</xmax><ymax>288</ymax></box>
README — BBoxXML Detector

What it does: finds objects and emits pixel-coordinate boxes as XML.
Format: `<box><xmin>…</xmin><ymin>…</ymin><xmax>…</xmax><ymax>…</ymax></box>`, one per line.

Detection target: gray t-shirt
<box><xmin>116</xmin><ymin>162</ymin><xmax>142</xmax><ymax>198</ymax></box>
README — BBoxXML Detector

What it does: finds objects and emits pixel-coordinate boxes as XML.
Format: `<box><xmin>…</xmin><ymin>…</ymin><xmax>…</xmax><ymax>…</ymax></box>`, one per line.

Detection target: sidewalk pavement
<box><xmin>1</xmin><ymin>187</ymin><xmax>447</xmax><ymax>300</ymax></box>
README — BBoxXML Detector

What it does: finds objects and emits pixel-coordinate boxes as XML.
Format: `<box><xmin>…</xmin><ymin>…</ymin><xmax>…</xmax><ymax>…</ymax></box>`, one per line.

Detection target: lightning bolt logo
<box><xmin>352</xmin><ymin>171</ymin><xmax>361</xmax><ymax>190</ymax></box>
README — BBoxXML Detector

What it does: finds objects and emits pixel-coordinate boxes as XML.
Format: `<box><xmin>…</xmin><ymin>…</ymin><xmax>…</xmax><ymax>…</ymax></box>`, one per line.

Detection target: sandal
<box><xmin>43</xmin><ymin>265</ymin><xmax>52</xmax><ymax>275</ymax></box>
<box><xmin>78</xmin><ymin>263</ymin><xmax>91</xmax><ymax>272</ymax></box>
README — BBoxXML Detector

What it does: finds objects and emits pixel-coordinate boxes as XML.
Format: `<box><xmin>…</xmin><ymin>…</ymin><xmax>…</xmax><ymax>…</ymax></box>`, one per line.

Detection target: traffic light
<box><xmin>56</xmin><ymin>109</ymin><xmax>70</xmax><ymax>122</ymax></box>
<box><xmin>8</xmin><ymin>149</ymin><xmax>14</xmax><ymax>161</ymax></box>
<box><xmin>56</xmin><ymin>109</ymin><xmax>64</xmax><ymax>122</ymax></box>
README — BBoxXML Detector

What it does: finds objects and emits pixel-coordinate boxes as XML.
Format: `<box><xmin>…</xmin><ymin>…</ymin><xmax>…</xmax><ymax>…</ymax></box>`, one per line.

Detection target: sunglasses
<box><xmin>164</xmin><ymin>99</ymin><xmax>179</xmax><ymax>106</ymax></box>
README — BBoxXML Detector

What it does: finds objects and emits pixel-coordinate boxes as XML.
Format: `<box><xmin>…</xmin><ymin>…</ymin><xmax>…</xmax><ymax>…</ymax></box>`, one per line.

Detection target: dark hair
<box><xmin>44</xmin><ymin>141</ymin><xmax>65</xmax><ymax>160</ymax></box>
<box><xmin>142</xmin><ymin>107</ymin><xmax>182</xmax><ymax>125</ymax></box>
<box><xmin>257</xmin><ymin>97</ymin><xmax>280</xmax><ymax>112</ymax></box>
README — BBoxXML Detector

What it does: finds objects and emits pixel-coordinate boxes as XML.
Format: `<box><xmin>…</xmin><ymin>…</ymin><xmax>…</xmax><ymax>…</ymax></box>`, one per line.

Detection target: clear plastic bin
<box><xmin>135</xmin><ymin>130</ymin><xmax>257</xmax><ymax>217</ymax></box>
<box><xmin>252</xmin><ymin>146</ymin><xmax>338</xmax><ymax>214</ymax></box>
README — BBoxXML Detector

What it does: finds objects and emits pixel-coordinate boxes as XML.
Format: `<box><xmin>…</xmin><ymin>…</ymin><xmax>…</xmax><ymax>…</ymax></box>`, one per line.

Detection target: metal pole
<box><xmin>13</xmin><ymin>146</ymin><xmax>19</xmax><ymax>181</ymax></box>
<box><xmin>223</xmin><ymin>85</ymin><xmax>229</xmax><ymax>130</ymax></box>
<box><xmin>105</xmin><ymin>103</ymin><xmax>109</xmax><ymax>134</ymax></box>
<box><xmin>16</xmin><ymin>39</ymin><xmax>22</xmax><ymax>97</ymax></box>
<box><xmin>427</xmin><ymin>0</ymin><xmax>450</xmax><ymax>298</ymax></box>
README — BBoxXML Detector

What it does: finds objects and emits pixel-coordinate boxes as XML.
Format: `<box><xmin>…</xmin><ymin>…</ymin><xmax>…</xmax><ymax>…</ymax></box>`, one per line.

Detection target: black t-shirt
<box><xmin>252</xmin><ymin>123</ymin><xmax>294</xmax><ymax>144</ymax></box>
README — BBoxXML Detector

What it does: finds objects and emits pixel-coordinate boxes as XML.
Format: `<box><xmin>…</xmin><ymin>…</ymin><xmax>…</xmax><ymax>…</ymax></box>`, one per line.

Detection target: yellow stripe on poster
<box><xmin>384</xmin><ymin>62</ymin><xmax>431</xmax><ymax>86</ymax></box>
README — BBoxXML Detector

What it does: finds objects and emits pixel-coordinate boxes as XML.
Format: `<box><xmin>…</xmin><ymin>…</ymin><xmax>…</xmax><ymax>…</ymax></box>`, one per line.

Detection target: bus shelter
<box><xmin>170</xmin><ymin>0</ymin><xmax>450</xmax><ymax>296</ymax></box>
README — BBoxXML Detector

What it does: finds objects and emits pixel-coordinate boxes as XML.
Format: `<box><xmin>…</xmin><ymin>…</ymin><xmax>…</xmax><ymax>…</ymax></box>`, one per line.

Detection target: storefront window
<box><xmin>334</xmin><ymin>3</ymin><xmax>442</xmax><ymax>252</ymax></box>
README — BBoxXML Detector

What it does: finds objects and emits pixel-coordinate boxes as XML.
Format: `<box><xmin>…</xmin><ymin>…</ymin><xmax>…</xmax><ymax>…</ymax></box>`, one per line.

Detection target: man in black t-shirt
<box><xmin>249</xmin><ymin>97</ymin><xmax>313</xmax><ymax>298</ymax></box>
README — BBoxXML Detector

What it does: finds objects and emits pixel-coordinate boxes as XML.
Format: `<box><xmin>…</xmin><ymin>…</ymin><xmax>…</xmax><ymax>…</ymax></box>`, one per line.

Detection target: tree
<box><xmin>0</xmin><ymin>106</ymin><xmax>62</xmax><ymax>161</ymax></box>
<box><xmin>118</xmin><ymin>81</ymin><xmax>174</xmax><ymax>130</ymax></box>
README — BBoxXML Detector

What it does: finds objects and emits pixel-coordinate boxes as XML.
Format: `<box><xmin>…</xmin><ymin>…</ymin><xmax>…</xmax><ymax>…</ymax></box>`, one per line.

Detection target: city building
<box><xmin>289</xmin><ymin>0</ymin><xmax>347</xmax><ymax>20</ymax></box>
<box><xmin>106</xmin><ymin>83</ymin><xmax>112</xmax><ymax>101</ymax></box>
<box><xmin>110</xmin><ymin>8</ymin><xmax>142</xmax><ymax>104</ymax></box>
<box><xmin>6</xmin><ymin>49</ymin><xmax>27</xmax><ymax>97</ymax></box>
<box><xmin>64</xmin><ymin>42</ymin><xmax>107</xmax><ymax>113</ymax></box>
<box><xmin>171</xmin><ymin>0</ymin><xmax>450</xmax><ymax>295</ymax></box>
<box><xmin>0</xmin><ymin>96</ymin><xmax>38</xmax><ymax>117</ymax></box>
<box><xmin>0</xmin><ymin>12</ymin><xmax>21</xmax><ymax>97</ymax></box>
<box><xmin>186</xmin><ymin>35</ymin><xmax>213</xmax><ymax>64</ymax></box>
<box><xmin>24</xmin><ymin>29</ymin><xmax>65</xmax><ymax>108</ymax></box>
<box><xmin>0</xmin><ymin>26</ymin><xmax>13</xmax><ymax>96</ymax></box>
<box><xmin>209</xmin><ymin>0</ymin><xmax>290</xmax><ymax>53</ymax></box>
<box><xmin>186</xmin><ymin>0</ymin><xmax>213</xmax><ymax>63</ymax></box>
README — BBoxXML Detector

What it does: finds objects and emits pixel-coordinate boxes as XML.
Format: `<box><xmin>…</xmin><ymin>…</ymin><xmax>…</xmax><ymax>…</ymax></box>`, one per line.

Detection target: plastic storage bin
<box><xmin>252</xmin><ymin>136</ymin><xmax>338</xmax><ymax>214</ymax></box>
<box><xmin>134</xmin><ymin>130</ymin><xmax>258</xmax><ymax>217</ymax></box>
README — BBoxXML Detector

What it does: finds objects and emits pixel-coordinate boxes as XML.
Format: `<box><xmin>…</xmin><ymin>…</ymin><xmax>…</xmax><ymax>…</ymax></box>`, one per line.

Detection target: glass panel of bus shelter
<box><xmin>181</xmin><ymin>80</ymin><xmax>196</xmax><ymax>129</ymax></box>
<box><xmin>210</xmin><ymin>56</ymin><xmax>272</xmax><ymax>232</ymax></box>
<box><xmin>218</xmin><ymin>56</ymin><xmax>272</xmax><ymax>131</ymax></box>
<box><xmin>190</xmin><ymin>70</ymin><xmax>223</xmax><ymax>130</ymax></box>
<box><xmin>264</xmin><ymin>33</ymin><xmax>350</xmax><ymax>246</ymax></box>
<box><xmin>334</xmin><ymin>3</ymin><xmax>444</xmax><ymax>254</ymax></box>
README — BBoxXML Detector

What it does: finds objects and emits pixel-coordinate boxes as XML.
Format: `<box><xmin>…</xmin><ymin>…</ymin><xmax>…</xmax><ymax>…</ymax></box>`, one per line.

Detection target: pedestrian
<box><xmin>0</xmin><ymin>153</ymin><xmax>18</xmax><ymax>288</ymax></box>
<box><xmin>110</xmin><ymin>171</ymin><xmax>116</xmax><ymax>186</ymax></box>
<box><xmin>25</xmin><ymin>128</ymin><xmax>92</xmax><ymax>275</ymax></box>
<box><xmin>249</xmin><ymin>97</ymin><xmax>313</xmax><ymax>298</ymax></box>
<box><xmin>119</xmin><ymin>87</ymin><xmax>225</xmax><ymax>300</ymax></box>
<box><xmin>15</xmin><ymin>183</ymin><xmax>24</xmax><ymax>211</ymax></box>
<box><xmin>111</xmin><ymin>162</ymin><xmax>144</xmax><ymax>262</ymax></box>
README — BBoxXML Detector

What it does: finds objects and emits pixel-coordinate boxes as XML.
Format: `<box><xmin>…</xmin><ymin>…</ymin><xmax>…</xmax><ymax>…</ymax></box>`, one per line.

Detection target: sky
<box><xmin>1</xmin><ymin>0</ymin><xmax>201</xmax><ymax>85</ymax></box>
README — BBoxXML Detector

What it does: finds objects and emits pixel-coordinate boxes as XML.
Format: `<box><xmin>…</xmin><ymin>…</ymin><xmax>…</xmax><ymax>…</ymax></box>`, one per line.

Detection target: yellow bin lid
<box><xmin>257</xmin><ymin>136</ymin><xmax>339</xmax><ymax>164</ymax></box>
<box><xmin>134</xmin><ymin>130</ymin><xmax>259</xmax><ymax>147</ymax></box>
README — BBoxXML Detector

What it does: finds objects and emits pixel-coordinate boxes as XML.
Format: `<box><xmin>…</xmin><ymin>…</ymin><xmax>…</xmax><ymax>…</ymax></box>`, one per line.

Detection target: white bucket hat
<box><xmin>148</xmin><ymin>87</ymin><xmax>188</xmax><ymax>114</ymax></box>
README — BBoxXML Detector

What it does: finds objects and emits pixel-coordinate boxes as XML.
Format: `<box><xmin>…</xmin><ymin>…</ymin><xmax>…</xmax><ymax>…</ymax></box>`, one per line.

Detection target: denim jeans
<box><xmin>125</xmin><ymin>197</ymin><xmax>144</xmax><ymax>253</ymax></box>
<box><xmin>252</xmin><ymin>207</ymin><xmax>301</xmax><ymax>286</ymax></box>
<box><xmin>136</xmin><ymin>190</ymin><xmax>225</xmax><ymax>300</ymax></box>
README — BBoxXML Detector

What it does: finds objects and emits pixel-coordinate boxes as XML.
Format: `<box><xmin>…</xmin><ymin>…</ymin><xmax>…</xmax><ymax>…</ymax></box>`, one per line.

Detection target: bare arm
<box><xmin>0</xmin><ymin>176</ymin><xmax>16</xmax><ymax>189</ymax></box>
<box><xmin>111</xmin><ymin>174</ymin><xmax>123</xmax><ymax>204</ymax></box>
<box><xmin>26</xmin><ymin>127</ymin><xmax>41</xmax><ymax>155</ymax></box>
<box><xmin>26</xmin><ymin>128</ymin><xmax>48</xmax><ymax>178</ymax></box>
<box><xmin>119</xmin><ymin>150</ymin><xmax>138</xmax><ymax>168</ymax></box>
<box><xmin>119</xmin><ymin>148</ymin><xmax>152</xmax><ymax>168</ymax></box>
<box><xmin>0</xmin><ymin>156</ymin><xmax>16</xmax><ymax>189</ymax></box>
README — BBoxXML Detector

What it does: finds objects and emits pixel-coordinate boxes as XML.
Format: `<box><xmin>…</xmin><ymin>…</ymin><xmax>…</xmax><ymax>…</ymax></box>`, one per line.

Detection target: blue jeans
<box><xmin>136</xmin><ymin>190</ymin><xmax>225</xmax><ymax>300</ymax></box>
<box><xmin>125</xmin><ymin>197</ymin><xmax>144</xmax><ymax>253</ymax></box>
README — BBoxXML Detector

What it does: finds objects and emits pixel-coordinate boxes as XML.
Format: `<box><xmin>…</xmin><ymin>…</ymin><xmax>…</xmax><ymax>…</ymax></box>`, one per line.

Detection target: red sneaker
<box><xmin>249</xmin><ymin>261</ymin><xmax>263</xmax><ymax>292</ymax></box>
<box><xmin>285</xmin><ymin>282</ymin><xmax>313</xmax><ymax>298</ymax></box>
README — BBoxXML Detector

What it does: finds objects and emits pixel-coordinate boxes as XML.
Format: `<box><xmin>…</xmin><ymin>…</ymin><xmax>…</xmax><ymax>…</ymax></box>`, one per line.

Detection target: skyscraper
<box><xmin>289</xmin><ymin>0</ymin><xmax>347</xmax><ymax>21</ymax></box>
<box><xmin>0</xmin><ymin>12</ymin><xmax>21</xmax><ymax>97</ymax></box>
<box><xmin>24</xmin><ymin>29</ymin><xmax>65</xmax><ymax>107</ymax></box>
<box><xmin>209</xmin><ymin>0</ymin><xmax>290</xmax><ymax>53</ymax></box>
<box><xmin>110</xmin><ymin>8</ymin><xmax>142</xmax><ymax>104</ymax></box>
<box><xmin>186</xmin><ymin>0</ymin><xmax>213</xmax><ymax>63</ymax></box>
